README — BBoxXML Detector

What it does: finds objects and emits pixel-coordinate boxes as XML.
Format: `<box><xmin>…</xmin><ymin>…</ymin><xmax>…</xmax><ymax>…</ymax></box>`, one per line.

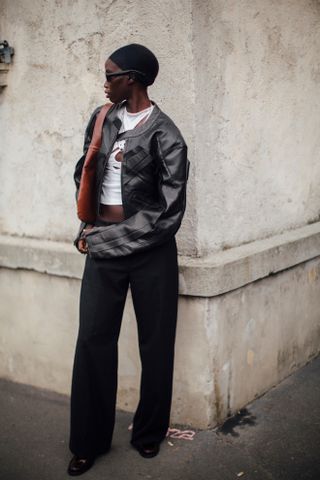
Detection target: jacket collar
<box><xmin>106</xmin><ymin>100</ymin><xmax>161</xmax><ymax>138</ymax></box>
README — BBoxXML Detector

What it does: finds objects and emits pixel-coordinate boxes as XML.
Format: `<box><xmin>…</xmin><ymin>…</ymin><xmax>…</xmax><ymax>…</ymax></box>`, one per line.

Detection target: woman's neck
<box><xmin>126</xmin><ymin>91</ymin><xmax>151</xmax><ymax>113</ymax></box>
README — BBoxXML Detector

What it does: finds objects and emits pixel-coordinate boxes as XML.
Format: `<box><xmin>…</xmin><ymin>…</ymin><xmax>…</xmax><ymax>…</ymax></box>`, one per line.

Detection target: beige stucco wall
<box><xmin>1</xmin><ymin>253</ymin><xmax>319</xmax><ymax>428</ymax></box>
<box><xmin>192</xmin><ymin>0</ymin><xmax>320</xmax><ymax>255</ymax></box>
<box><xmin>1</xmin><ymin>0</ymin><xmax>320</xmax><ymax>427</ymax></box>
<box><xmin>2</xmin><ymin>0</ymin><xmax>319</xmax><ymax>258</ymax></box>
<box><xmin>0</xmin><ymin>0</ymin><xmax>196</xmax><ymax>256</ymax></box>
<box><xmin>0</xmin><ymin>267</ymin><xmax>214</xmax><ymax>426</ymax></box>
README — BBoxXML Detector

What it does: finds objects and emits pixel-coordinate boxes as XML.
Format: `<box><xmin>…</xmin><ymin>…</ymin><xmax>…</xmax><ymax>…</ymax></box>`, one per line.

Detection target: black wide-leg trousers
<box><xmin>69</xmin><ymin>236</ymin><xmax>179</xmax><ymax>458</ymax></box>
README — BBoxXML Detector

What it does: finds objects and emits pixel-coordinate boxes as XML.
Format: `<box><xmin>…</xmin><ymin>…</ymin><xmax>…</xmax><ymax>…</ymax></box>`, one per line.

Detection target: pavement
<box><xmin>0</xmin><ymin>355</ymin><xmax>320</xmax><ymax>480</ymax></box>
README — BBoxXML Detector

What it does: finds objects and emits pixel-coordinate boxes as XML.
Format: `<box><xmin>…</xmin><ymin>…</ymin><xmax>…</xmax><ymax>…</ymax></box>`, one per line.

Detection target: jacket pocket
<box><xmin>123</xmin><ymin>147</ymin><xmax>154</xmax><ymax>186</ymax></box>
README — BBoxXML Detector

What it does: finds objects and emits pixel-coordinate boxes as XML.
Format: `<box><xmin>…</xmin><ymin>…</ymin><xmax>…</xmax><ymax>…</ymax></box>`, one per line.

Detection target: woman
<box><xmin>68</xmin><ymin>43</ymin><xmax>189</xmax><ymax>476</ymax></box>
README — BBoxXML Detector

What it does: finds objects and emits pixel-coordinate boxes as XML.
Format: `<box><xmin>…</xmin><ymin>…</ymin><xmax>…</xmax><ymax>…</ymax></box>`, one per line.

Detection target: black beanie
<box><xmin>109</xmin><ymin>43</ymin><xmax>159</xmax><ymax>86</ymax></box>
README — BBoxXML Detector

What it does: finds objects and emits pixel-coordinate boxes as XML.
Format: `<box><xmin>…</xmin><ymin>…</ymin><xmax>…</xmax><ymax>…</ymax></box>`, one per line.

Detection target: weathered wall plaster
<box><xmin>2</xmin><ymin>221</ymin><xmax>320</xmax><ymax>296</ymax></box>
<box><xmin>0</xmin><ymin>0</ymin><xmax>196</xmax><ymax>256</ymax></box>
<box><xmin>1</xmin><ymin>256</ymin><xmax>319</xmax><ymax>428</ymax></box>
<box><xmin>208</xmin><ymin>256</ymin><xmax>320</xmax><ymax>425</ymax></box>
<box><xmin>0</xmin><ymin>267</ymin><xmax>214</xmax><ymax>426</ymax></box>
<box><xmin>1</xmin><ymin>1</ymin><xmax>319</xmax><ymax>256</ymax></box>
<box><xmin>192</xmin><ymin>0</ymin><xmax>320</xmax><ymax>255</ymax></box>
<box><xmin>1</xmin><ymin>0</ymin><xmax>320</xmax><ymax>428</ymax></box>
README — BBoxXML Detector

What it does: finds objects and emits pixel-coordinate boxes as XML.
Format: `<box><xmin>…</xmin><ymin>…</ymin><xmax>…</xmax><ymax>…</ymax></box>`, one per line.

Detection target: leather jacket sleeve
<box><xmin>84</xmin><ymin>129</ymin><xmax>190</xmax><ymax>258</ymax></box>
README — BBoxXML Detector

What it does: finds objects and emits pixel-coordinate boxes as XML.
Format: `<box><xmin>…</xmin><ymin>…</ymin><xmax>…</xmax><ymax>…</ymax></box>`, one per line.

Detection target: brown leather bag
<box><xmin>77</xmin><ymin>103</ymin><xmax>112</xmax><ymax>223</ymax></box>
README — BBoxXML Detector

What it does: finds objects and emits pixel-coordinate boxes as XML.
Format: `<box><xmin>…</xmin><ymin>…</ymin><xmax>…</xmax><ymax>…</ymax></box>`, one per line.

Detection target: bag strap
<box><xmin>89</xmin><ymin>103</ymin><xmax>113</xmax><ymax>151</ymax></box>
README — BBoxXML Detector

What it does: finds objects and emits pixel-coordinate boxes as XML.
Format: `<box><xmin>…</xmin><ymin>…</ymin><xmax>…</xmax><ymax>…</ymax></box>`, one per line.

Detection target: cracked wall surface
<box><xmin>1</xmin><ymin>0</ymin><xmax>319</xmax><ymax>257</ymax></box>
<box><xmin>192</xmin><ymin>0</ymin><xmax>320</xmax><ymax>255</ymax></box>
<box><xmin>0</xmin><ymin>0</ymin><xmax>196</xmax><ymax>256</ymax></box>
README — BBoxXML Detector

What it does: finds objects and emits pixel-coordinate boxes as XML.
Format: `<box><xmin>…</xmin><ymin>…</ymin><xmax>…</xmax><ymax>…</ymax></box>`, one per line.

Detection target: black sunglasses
<box><xmin>105</xmin><ymin>69</ymin><xmax>147</xmax><ymax>82</ymax></box>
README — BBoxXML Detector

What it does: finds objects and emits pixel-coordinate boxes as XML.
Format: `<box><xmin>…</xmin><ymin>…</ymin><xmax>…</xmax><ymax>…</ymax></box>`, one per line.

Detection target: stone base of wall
<box><xmin>1</xmin><ymin>223</ymin><xmax>320</xmax><ymax>428</ymax></box>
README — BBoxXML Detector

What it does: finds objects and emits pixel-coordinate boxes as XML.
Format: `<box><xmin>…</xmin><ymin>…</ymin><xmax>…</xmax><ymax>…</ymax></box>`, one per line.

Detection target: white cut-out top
<box><xmin>100</xmin><ymin>104</ymin><xmax>154</xmax><ymax>205</ymax></box>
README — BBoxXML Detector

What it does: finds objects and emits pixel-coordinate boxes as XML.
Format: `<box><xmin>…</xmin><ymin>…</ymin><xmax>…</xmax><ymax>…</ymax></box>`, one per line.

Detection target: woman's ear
<box><xmin>128</xmin><ymin>72</ymin><xmax>136</xmax><ymax>84</ymax></box>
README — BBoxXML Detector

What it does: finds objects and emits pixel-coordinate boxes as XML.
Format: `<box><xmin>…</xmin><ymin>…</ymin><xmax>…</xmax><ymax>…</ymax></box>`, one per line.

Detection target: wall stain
<box><xmin>278</xmin><ymin>344</ymin><xmax>298</xmax><ymax>374</ymax></box>
<box><xmin>308</xmin><ymin>267</ymin><xmax>318</xmax><ymax>283</ymax></box>
<box><xmin>217</xmin><ymin>408</ymin><xmax>257</xmax><ymax>437</ymax></box>
<box><xmin>213</xmin><ymin>375</ymin><xmax>223</xmax><ymax>423</ymax></box>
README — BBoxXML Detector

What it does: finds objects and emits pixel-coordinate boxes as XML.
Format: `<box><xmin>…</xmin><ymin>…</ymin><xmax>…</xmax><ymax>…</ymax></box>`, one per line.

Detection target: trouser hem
<box><xmin>69</xmin><ymin>445</ymin><xmax>111</xmax><ymax>459</ymax></box>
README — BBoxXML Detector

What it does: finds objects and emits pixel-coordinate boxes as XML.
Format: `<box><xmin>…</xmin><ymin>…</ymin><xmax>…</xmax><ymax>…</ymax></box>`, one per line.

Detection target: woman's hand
<box><xmin>77</xmin><ymin>225</ymin><xmax>94</xmax><ymax>254</ymax></box>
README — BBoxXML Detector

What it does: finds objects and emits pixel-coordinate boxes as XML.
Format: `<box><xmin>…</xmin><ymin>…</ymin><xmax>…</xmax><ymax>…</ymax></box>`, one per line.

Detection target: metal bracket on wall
<box><xmin>0</xmin><ymin>40</ymin><xmax>15</xmax><ymax>90</ymax></box>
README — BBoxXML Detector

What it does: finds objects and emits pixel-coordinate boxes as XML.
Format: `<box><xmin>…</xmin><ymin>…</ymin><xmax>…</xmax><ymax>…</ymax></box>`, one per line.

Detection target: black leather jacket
<box><xmin>74</xmin><ymin>101</ymin><xmax>190</xmax><ymax>258</ymax></box>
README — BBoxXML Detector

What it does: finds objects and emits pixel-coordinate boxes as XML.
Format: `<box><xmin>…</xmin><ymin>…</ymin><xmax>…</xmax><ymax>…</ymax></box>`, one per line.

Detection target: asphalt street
<box><xmin>0</xmin><ymin>355</ymin><xmax>319</xmax><ymax>480</ymax></box>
